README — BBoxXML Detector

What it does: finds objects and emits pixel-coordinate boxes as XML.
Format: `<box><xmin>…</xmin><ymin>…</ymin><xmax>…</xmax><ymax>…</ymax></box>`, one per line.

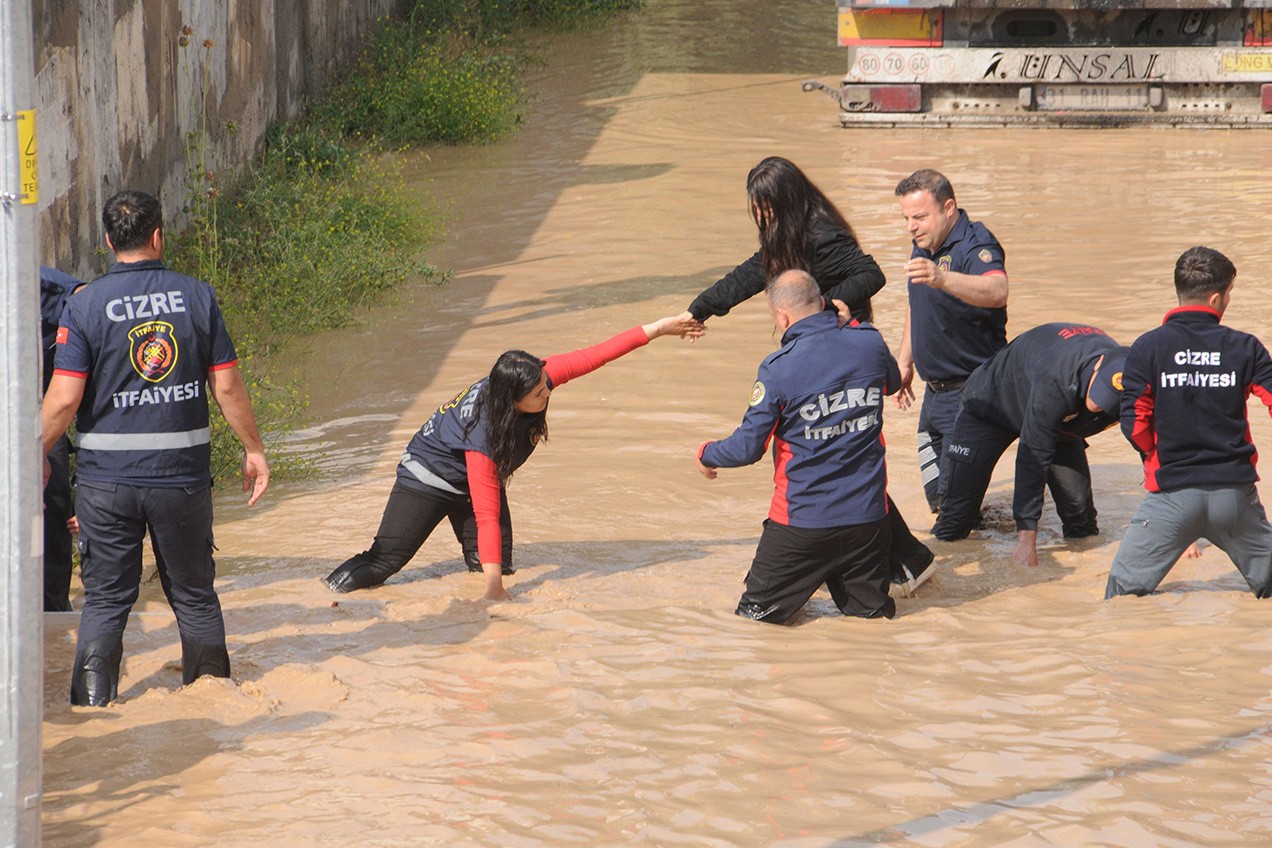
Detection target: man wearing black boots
<box><xmin>41</xmin><ymin>190</ymin><xmax>270</xmax><ymax>706</ymax></box>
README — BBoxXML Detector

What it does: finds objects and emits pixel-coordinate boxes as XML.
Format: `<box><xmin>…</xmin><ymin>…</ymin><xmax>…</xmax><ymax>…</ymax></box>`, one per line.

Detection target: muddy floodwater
<box><xmin>41</xmin><ymin>1</ymin><xmax>1272</xmax><ymax>845</ymax></box>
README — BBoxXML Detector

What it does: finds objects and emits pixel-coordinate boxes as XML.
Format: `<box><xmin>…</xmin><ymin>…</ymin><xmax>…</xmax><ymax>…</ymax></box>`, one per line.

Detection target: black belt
<box><xmin>926</xmin><ymin>377</ymin><xmax>967</xmax><ymax>393</ymax></box>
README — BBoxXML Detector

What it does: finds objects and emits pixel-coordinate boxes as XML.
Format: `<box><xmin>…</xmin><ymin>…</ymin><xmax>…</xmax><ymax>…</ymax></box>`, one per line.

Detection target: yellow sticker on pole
<box><xmin>18</xmin><ymin>109</ymin><xmax>38</xmax><ymax>205</ymax></box>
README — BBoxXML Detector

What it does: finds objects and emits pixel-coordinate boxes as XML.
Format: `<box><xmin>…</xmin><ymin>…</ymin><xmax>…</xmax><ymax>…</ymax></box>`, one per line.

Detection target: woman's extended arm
<box><xmin>543</xmin><ymin>316</ymin><xmax>704</xmax><ymax>388</ymax></box>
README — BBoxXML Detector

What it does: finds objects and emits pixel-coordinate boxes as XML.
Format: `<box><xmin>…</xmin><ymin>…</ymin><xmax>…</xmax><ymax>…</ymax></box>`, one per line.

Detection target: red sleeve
<box><xmin>542</xmin><ymin>326</ymin><xmax>649</xmax><ymax>388</ymax></box>
<box><xmin>464</xmin><ymin>451</ymin><xmax>505</xmax><ymax>565</ymax></box>
<box><xmin>1129</xmin><ymin>387</ymin><xmax>1156</xmax><ymax>458</ymax></box>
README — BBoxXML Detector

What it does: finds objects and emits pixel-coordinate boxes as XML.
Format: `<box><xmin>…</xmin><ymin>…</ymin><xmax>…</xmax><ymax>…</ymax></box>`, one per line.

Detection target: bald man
<box><xmin>696</xmin><ymin>270</ymin><xmax>904</xmax><ymax>623</ymax></box>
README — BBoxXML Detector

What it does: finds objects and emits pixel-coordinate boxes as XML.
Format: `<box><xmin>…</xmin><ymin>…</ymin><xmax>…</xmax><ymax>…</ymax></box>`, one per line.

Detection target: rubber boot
<box><xmin>180</xmin><ymin>637</ymin><xmax>231</xmax><ymax>685</ymax></box>
<box><xmin>70</xmin><ymin>632</ymin><xmax>124</xmax><ymax>707</ymax></box>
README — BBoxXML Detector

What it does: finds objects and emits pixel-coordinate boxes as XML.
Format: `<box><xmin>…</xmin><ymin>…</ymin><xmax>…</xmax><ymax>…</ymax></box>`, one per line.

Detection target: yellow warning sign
<box><xmin>18</xmin><ymin>109</ymin><xmax>37</xmax><ymax>205</ymax></box>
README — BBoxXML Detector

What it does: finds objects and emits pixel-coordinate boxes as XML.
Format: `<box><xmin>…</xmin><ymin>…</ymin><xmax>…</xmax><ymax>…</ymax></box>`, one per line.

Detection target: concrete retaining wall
<box><xmin>33</xmin><ymin>0</ymin><xmax>402</xmax><ymax>276</ymax></box>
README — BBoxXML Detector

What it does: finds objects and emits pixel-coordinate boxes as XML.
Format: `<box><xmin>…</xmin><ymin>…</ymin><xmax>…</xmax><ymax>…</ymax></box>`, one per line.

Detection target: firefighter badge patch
<box><xmin>128</xmin><ymin>321</ymin><xmax>178</xmax><ymax>382</ymax></box>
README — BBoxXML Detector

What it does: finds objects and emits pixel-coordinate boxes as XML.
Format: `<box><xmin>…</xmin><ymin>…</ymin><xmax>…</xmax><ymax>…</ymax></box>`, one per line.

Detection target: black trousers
<box><xmin>43</xmin><ymin>434</ymin><xmax>75</xmax><ymax>612</ymax></box>
<box><xmin>737</xmin><ymin>517</ymin><xmax>895</xmax><ymax>625</ymax></box>
<box><xmin>886</xmin><ymin>496</ymin><xmax>933</xmax><ymax>577</ymax></box>
<box><xmin>333</xmin><ymin>481</ymin><xmax>513</xmax><ymax>587</ymax></box>
<box><xmin>75</xmin><ymin>481</ymin><xmax>223</xmax><ymax>647</ymax></box>
<box><xmin>932</xmin><ymin>411</ymin><xmax>1098</xmax><ymax>541</ymax></box>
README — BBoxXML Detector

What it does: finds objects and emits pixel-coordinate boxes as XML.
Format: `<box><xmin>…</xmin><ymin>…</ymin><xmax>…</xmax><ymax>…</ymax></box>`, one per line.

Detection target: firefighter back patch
<box><xmin>129</xmin><ymin>321</ymin><xmax>178</xmax><ymax>383</ymax></box>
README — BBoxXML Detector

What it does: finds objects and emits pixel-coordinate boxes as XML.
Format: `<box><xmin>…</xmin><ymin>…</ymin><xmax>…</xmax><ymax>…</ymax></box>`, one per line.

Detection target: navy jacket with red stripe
<box><xmin>700</xmin><ymin>310</ymin><xmax>899</xmax><ymax>529</ymax></box>
<box><xmin>1120</xmin><ymin>306</ymin><xmax>1272</xmax><ymax>493</ymax></box>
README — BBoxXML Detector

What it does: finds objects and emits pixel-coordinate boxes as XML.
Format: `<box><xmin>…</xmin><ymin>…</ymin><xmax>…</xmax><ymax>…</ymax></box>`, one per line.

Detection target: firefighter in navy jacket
<box><xmin>680</xmin><ymin>156</ymin><xmax>933</xmax><ymax>595</ymax></box>
<box><xmin>696</xmin><ymin>270</ymin><xmax>902</xmax><ymax>624</ymax></box>
<box><xmin>1106</xmin><ymin>246</ymin><xmax>1272</xmax><ymax>599</ymax></box>
<box><xmin>931</xmin><ymin>323</ymin><xmax>1130</xmax><ymax>568</ymax></box>
<box><xmin>41</xmin><ymin>190</ymin><xmax>270</xmax><ymax>707</ymax></box>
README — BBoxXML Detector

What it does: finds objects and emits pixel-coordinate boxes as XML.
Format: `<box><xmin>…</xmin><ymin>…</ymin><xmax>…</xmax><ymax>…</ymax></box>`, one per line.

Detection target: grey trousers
<box><xmin>1105</xmin><ymin>484</ymin><xmax>1272</xmax><ymax>599</ymax></box>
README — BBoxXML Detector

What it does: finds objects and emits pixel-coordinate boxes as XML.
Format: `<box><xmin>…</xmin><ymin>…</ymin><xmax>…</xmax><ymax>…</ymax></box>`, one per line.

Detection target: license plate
<box><xmin>1035</xmin><ymin>85</ymin><xmax>1148</xmax><ymax>111</ymax></box>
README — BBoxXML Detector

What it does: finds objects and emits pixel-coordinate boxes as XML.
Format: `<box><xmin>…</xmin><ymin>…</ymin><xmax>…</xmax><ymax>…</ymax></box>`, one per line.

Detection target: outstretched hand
<box><xmin>648</xmin><ymin>312</ymin><xmax>707</xmax><ymax>341</ymax></box>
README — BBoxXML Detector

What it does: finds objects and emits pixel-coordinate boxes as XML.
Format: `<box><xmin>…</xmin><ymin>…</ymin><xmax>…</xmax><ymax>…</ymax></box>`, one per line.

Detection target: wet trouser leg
<box><xmin>1112</xmin><ymin>485</ymin><xmax>1272</xmax><ymax>599</ymax></box>
<box><xmin>931</xmin><ymin>413</ymin><xmax>1016</xmax><ymax>541</ymax></box>
<box><xmin>43</xmin><ymin>434</ymin><xmax>75</xmax><ymax>612</ymax></box>
<box><xmin>142</xmin><ymin>484</ymin><xmax>229</xmax><ymax>684</ymax></box>
<box><xmin>1106</xmin><ymin>488</ymin><xmax>1210</xmax><ymax>598</ymax></box>
<box><xmin>72</xmin><ymin>481</ymin><xmax>147</xmax><ymax>705</ymax></box>
<box><xmin>1047</xmin><ymin>438</ymin><xmax>1099</xmax><ymax>538</ymax></box>
<box><xmin>917</xmin><ymin>387</ymin><xmax>964</xmax><ymax>513</ymax></box>
<box><xmin>1204</xmin><ymin>485</ymin><xmax>1272</xmax><ymax>597</ymax></box>
<box><xmin>886</xmin><ymin>496</ymin><xmax>933</xmax><ymax>578</ymax></box>
<box><xmin>736</xmin><ymin>518</ymin><xmax>895</xmax><ymax>625</ymax></box>
<box><xmin>448</xmin><ymin>492</ymin><xmax>515</xmax><ymax>574</ymax></box>
<box><xmin>324</xmin><ymin>481</ymin><xmax>459</xmax><ymax>592</ymax></box>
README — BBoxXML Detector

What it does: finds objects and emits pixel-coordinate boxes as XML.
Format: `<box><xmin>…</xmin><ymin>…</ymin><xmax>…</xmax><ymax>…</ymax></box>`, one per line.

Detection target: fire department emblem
<box><xmin>750</xmin><ymin>381</ymin><xmax>766</xmax><ymax>406</ymax></box>
<box><xmin>937</xmin><ymin>255</ymin><xmax>953</xmax><ymax>272</ymax></box>
<box><xmin>128</xmin><ymin>321</ymin><xmax>178</xmax><ymax>382</ymax></box>
<box><xmin>978</xmin><ymin>248</ymin><xmax>993</xmax><ymax>263</ymax></box>
<box><xmin>1112</xmin><ymin>371</ymin><xmax>1124</xmax><ymax>392</ymax></box>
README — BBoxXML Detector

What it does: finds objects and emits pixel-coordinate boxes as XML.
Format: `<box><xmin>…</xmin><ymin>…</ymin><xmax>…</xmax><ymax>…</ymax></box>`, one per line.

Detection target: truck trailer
<box><xmin>804</xmin><ymin>0</ymin><xmax>1272</xmax><ymax>125</ymax></box>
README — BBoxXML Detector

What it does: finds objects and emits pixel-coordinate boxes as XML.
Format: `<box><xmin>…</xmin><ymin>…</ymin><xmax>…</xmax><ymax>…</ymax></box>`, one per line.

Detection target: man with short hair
<box><xmin>894</xmin><ymin>169</ymin><xmax>1008</xmax><ymax>513</ymax></box>
<box><xmin>696</xmin><ymin>269</ymin><xmax>901</xmax><ymax>624</ymax></box>
<box><xmin>42</xmin><ymin>189</ymin><xmax>270</xmax><ymax>706</ymax></box>
<box><xmin>1106</xmin><ymin>246</ymin><xmax>1272</xmax><ymax>599</ymax></box>
<box><xmin>930</xmin><ymin>323</ymin><xmax>1130</xmax><ymax>568</ymax></box>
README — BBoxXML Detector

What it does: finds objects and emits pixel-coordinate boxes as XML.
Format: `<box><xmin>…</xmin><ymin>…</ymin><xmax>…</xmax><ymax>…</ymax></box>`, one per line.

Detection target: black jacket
<box><xmin>687</xmin><ymin>219</ymin><xmax>885</xmax><ymax>323</ymax></box>
<box><xmin>961</xmin><ymin>323</ymin><xmax>1121</xmax><ymax>529</ymax></box>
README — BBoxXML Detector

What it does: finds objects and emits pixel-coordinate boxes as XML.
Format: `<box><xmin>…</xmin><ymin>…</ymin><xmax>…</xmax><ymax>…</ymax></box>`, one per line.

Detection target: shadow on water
<box><xmin>819</xmin><ymin>721</ymin><xmax>1272</xmax><ymax>847</ymax></box>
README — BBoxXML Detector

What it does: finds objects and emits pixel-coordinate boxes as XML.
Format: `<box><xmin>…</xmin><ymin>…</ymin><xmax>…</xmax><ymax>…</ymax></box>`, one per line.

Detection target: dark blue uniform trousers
<box><xmin>917</xmin><ymin>385</ymin><xmax>963</xmax><ymax>513</ymax></box>
<box><xmin>73</xmin><ymin>481</ymin><xmax>228</xmax><ymax>704</ymax></box>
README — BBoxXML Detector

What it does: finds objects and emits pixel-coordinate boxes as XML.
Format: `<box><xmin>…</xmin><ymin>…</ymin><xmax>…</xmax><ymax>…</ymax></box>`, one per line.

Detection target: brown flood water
<box><xmin>42</xmin><ymin>1</ymin><xmax>1272</xmax><ymax>845</ymax></box>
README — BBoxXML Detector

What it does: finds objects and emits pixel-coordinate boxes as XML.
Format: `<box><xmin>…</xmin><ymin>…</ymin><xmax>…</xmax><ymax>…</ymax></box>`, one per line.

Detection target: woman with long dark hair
<box><xmin>682</xmin><ymin>156</ymin><xmax>936</xmax><ymax>595</ymax></box>
<box><xmin>324</xmin><ymin>314</ymin><xmax>703</xmax><ymax>600</ymax></box>
<box><xmin>683</xmin><ymin>156</ymin><xmax>885</xmax><ymax>324</ymax></box>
